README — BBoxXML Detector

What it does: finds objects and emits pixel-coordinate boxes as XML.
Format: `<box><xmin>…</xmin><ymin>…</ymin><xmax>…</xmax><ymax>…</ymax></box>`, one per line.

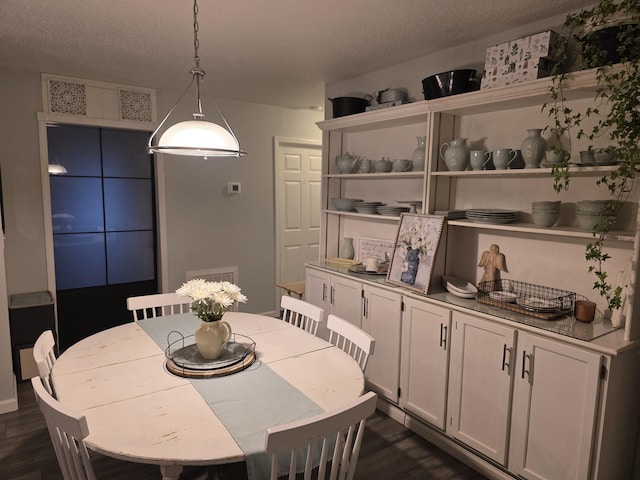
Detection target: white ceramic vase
<box><xmin>520</xmin><ymin>129</ymin><xmax>547</xmax><ymax>169</ymax></box>
<box><xmin>195</xmin><ymin>319</ymin><xmax>232</xmax><ymax>360</ymax></box>
<box><xmin>339</xmin><ymin>237</ymin><xmax>355</xmax><ymax>259</ymax></box>
<box><xmin>411</xmin><ymin>136</ymin><xmax>426</xmax><ymax>171</ymax></box>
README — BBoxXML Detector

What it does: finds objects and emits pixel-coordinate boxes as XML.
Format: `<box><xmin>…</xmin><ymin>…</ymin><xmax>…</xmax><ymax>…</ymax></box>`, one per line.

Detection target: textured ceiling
<box><xmin>0</xmin><ymin>0</ymin><xmax>594</xmax><ymax>109</ymax></box>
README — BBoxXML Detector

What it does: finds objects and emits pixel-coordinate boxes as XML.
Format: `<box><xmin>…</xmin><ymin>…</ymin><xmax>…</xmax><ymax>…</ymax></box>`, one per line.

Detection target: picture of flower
<box><xmin>176</xmin><ymin>279</ymin><xmax>247</xmax><ymax>322</ymax></box>
<box><xmin>387</xmin><ymin>214</ymin><xmax>444</xmax><ymax>293</ymax></box>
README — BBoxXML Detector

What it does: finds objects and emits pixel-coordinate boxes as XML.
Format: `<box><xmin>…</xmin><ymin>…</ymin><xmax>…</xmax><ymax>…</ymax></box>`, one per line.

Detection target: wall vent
<box><xmin>184</xmin><ymin>267</ymin><xmax>240</xmax><ymax>310</ymax></box>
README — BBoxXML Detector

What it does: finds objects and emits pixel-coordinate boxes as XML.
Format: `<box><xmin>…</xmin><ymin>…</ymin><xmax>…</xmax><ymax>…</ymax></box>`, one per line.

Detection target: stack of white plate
<box><xmin>466</xmin><ymin>209</ymin><xmax>518</xmax><ymax>224</ymax></box>
<box><xmin>442</xmin><ymin>275</ymin><xmax>478</xmax><ymax>299</ymax></box>
<box><xmin>434</xmin><ymin>210</ymin><xmax>467</xmax><ymax>219</ymax></box>
<box><xmin>354</xmin><ymin>201</ymin><xmax>383</xmax><ymax>214</ymax></box>
<box><xmin>377</xmin><ymin>205</ymin><xmax>410</xmax><ymax>216</ymax></box>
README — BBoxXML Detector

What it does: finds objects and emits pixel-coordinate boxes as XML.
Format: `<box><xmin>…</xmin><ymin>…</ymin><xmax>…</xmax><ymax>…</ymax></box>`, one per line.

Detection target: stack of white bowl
<box><xmin>531</xmin><ymin>201</ymin><xmax>560</xmax><ymax>227</ymax></box>
<box><xmin>576</xmin><ymin>200</ymin><xmax>615</xmax><ymax>230</ymax></box>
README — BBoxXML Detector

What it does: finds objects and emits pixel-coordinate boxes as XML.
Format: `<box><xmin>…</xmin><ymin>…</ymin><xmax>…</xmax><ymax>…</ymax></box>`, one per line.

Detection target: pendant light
<box><xmin>48</xmin><ymin>158</ymin><xmax>67</xmax><ymax>175</ymax></box>
<box><xmin>147</xmin><ymin>0</ymin><xmax>246</xmax><ymax>158</ymax></box>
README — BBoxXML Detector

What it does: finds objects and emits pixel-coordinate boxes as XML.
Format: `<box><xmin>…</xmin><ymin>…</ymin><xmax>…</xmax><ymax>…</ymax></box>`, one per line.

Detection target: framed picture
<box><xmin>386</xmin><ymin>213</ymin><xmax>445</xmax><ymax>293</ymax></box>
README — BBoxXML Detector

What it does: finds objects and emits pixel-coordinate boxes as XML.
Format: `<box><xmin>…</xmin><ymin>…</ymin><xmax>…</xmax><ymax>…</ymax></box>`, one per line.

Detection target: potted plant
<box><xmin>543</xmin><ymin>0</ymin><xmax>639</xmax><ymax>312</ymax></box>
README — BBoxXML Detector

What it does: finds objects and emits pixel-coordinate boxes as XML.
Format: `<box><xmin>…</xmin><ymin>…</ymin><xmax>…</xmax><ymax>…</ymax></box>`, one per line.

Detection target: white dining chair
<box><xmin>326</xmin><ymin>314</ymin><xmax>375</xmax><ymax>371</ymax></box>
<box><xmin>265</xmin><ymin>391</ymin><xmax>377</xmax><ymax>480</ymax></box>
<box><xmin>280</xmin><ymin>295</ymin><xmax>324</xmax><ymax>336</ymax></box>
<box><xmin>33</xmin><ymin>329</ymin><xmax>57</xmax><ymax>396</ymax></box>
<box><xmin>31</xmin><ymin>376</ymin><xmax>98</xmax><ymax>480</ymax></box>
<box><xmin>126</xmin><ymin>292</ymin><xmax>191</xmax><ymax>321</ymax></box>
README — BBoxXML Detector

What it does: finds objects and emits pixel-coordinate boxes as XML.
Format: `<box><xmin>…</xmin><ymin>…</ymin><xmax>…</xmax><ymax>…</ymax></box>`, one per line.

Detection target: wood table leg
<box><xmin>160</xmin><ymin>464</ymin><xmax>183</xmax><ymax>480</ymax></box>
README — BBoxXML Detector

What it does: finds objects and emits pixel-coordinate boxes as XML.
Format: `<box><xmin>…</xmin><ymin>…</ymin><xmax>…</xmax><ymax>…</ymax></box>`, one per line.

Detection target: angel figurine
<box><xmin>478</xmin><ymin>244</ymin><xmax>508</xmax><ymax>284</ymax></box>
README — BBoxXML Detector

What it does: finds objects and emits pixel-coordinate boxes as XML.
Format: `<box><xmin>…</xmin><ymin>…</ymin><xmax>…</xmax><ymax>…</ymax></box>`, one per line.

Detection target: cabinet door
<box><xmin>447</xmin><ymin>311</ymin><xmax>516</xmax><ymax>465</ymax></box>
<box><xmin>509</xmin><ymin>332</ymin><xmax>602</xmax><ymax>480</ymax></box>
<box><xmin>305</xmin><ymin>268</ymin><xmax>330</xmax><ymax>338</ymax></box>
<box><xmin>400</xmin><ymin>298</ymin><xmax>450</xmax><ymax>429</ymax></box>
<box><xmin>362</xmin><ymin>285</ymin><xmax>402</xmax><ymax>403</ymax></box>
<box><xmin>330</xmin><ymin>275</ymin><xmax>362</xmax><ymax>328</ymax></box>
<box><xmin>305</xmin><ymin>268</ymin><xmax>330</xmax><ymax>312</ymax></box>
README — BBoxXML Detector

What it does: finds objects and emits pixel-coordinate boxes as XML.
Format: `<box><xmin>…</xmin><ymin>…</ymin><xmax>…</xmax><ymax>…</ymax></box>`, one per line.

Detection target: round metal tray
<box><xmin>164</xmin><ymin>333</ymin><xmax>256</xmax><ymax>378</ymax></box>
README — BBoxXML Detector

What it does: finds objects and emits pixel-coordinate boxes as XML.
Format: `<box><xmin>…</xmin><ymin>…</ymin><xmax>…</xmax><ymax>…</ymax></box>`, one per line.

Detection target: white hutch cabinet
<box><xmin>447</xmin><ymin>311</ymin><xmax>516</xmax><ymax>465</ymax></box>
<box><xmin>305</xmin><ymin>65</ymin><xmax>640</xmax><ymax>480</ymax></box>
<box><xmin>400</xmin><ymin>298</ymin><xmax>450</xmax><ymax>430</ymax></box>
<box><xmin>509</xmin><ymin>331</ymin><xmax>602</xmax><ymax>480</ymax></box>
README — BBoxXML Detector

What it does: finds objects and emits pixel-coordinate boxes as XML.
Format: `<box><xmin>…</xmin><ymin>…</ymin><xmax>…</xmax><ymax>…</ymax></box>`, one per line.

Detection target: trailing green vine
<box><xmin>543</xmin><ymin>0</ymin><xmax>640</xmax><ymax>312</ymax></box>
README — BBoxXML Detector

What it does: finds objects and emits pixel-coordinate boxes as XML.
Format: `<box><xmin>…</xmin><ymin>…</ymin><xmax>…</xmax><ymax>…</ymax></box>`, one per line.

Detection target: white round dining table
<box><xmin>51</xmin><ymin>312</ymin><xmax>365</xmax><ymax>480</ymax></box>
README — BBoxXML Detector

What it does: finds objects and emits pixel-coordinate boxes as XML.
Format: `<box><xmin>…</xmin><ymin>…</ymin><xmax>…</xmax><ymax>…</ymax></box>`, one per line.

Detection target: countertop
<box><xmin>306</xmin><ymin>261</ymin><xmax>622</xmax><ymax>346</ymax></box>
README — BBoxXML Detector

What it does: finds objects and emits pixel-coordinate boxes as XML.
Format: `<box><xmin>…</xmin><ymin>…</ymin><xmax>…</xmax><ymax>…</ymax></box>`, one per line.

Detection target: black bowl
<box><xmin>422</xmin><ymin>69</ymin><xmax>478</xmax><ymax>100</ymax></box>
<box><xmin>329</xmin><ymin>97</ymin><xmax>369</xmax><ymax>118</ymax></box>
<box><xmin>579</xmin><ymin>24</ymin><xmax>639</xmax><ymax>67</ymax></box>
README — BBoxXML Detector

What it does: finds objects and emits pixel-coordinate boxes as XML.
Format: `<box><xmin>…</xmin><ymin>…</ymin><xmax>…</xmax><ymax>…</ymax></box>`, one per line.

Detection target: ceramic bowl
<box><xmin>579</xmin><ymin>150</ymin><xmax>595</xmax><ymax>163</ymax></box>
<box><xmin>330</xmin><ymin>198</ymin><xmax>361</xmax><ymax>211</ymax></box>
<box><xmin>576</xmin><ymin>213</ymin><xmax>606</xmax><ymax>231</ymax></box>
<box><xmin>532</xmin><ymin>211</ymin><xmax>560</xmax><ymax>227</ymax></box>
<box><xmin>576</xmin><ymin>200</ymin><xmax>619</xmax><ymax>215</ymax></box>
<box><xmin>532</xmin><ymin>200</ymin><xmax>561</xmax><ymax>206</ymax></box>
<box><xmin>593</xmin><ymin>148</ymin><xmax>615</xmax><ymax>162</ymax></box>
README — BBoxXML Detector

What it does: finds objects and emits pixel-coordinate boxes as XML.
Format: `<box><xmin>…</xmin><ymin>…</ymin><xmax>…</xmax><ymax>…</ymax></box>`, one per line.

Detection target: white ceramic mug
<box><xmin>365</xmin><ymin>257</ymin><xmax>379</xmax><ymax>272</ymax></box>
<box><xmin>392</xmin><ymin>158</ymin><xmax>412</xmax><ymax>172</ymax></box>
<box><xmin>469</xmin><ymin>150</ymin><xmax>491</xmax><ymax>170</ymax></box>
<box><xmin>492</xmin><ymin>148</ymin><xmax>517</xmax><ymax>169</ymax></box>
<box><xmin>544</xmin><ymin>149</ymin><xmax>566</xmax><ymax>165</ymax></box>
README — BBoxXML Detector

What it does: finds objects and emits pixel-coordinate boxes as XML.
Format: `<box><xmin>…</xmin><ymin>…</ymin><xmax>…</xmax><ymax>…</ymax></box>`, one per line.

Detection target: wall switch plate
<box><xmin>227</xmin><ymin>182</ymin><xmax>241</xmax><ymax>194</ymax></box>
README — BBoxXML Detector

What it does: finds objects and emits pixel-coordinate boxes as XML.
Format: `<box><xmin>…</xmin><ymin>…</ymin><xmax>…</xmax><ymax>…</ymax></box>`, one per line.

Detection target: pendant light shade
<box><xmin>147</xmin><ymin>0</ymin><xmax>246</xmax><ymax>158</ymax></box>
<box><xmin>48</xmin><ymin>163</ymin><xmax>67</xmax><ymax>175</ymax></box>
<box><xmin>157</xmin><ymin>119</ymin><xmax>240</xmax><ymax>157</ymax></box>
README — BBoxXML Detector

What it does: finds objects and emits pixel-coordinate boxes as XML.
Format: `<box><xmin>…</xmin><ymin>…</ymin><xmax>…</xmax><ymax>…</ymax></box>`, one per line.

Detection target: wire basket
<box><xmin>477</xmin><ymin>279</ymin><xmax>575</xmax><ymax>319</ymax></box>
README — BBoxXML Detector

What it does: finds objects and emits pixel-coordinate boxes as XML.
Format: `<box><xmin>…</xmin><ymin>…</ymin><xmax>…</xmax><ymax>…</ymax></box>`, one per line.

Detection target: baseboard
<box><xmin>404</xmin><ymin>415</ymin><xmax>515</xmax><ymax>480</ymax></box>
<box><xmin>375</xmin><ymin>397</ymin><xmax>514</xmax><ymax>480</ymax></box>
<box><xmin>0</xmin><ymin>374</ymin><xmax>19</xmax><ymax>414</ymax></box>
<box><xmin>375</xmin><ymin>397</ymin><xmax>405</xmax><ymax>424</ymax></box>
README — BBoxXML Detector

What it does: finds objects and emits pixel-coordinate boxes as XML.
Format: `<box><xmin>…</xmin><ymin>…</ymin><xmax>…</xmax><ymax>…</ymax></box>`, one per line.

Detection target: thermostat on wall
<box><xmin>227</xmin><ymin>182</ymin><xmax>241</xmax><ymax>194</ymax></box>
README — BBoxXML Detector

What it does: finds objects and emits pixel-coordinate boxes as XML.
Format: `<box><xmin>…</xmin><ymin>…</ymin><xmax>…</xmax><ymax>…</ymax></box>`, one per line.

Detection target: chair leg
<box><xmin>179</xmin><ymin>466</ymin><xmax>218</xmax><ymax>480</ymax></box>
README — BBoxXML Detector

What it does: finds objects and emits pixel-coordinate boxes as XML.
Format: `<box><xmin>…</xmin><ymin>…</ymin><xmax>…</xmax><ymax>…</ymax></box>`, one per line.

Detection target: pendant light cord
<box><xmin>147</xmin><ymin>0</ymin><xmax>246</xmax><ymax>157</ymax></box>
<box><xmin>193</xmin><ymin>0</ymin><xmax>200</xmax><ymax>69</ymax></box>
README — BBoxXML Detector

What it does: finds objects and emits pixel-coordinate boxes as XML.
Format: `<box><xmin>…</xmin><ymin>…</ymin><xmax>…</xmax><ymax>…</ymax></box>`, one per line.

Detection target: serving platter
<box><xmin>516</xmin><ymin>295</ymin><xmax>561</xmax><ymax>312</ymax></box>
<box><xmin>443</xmin><ymin>275</ymin><xmax>478</xmax><ymax>298</ymax></box>
<box><xmin>165</xmin><ymin>335</ymin><xmax>256</xmax><ymax>378</ymax></box>
<box><xmin>348</xmin><ymin>264</ymin><xmax>388</xmax><ymax>275</ymax></box>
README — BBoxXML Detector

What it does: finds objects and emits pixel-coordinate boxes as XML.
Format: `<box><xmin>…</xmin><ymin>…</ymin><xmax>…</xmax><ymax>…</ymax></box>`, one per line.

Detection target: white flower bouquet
<box><xmin>396</xmin><ymin>219</ymin><xmax>438</xmax><ymax>265</ymax></box>
<box><xmin>176</xmin><ymin>279</ymin><xmax>247</xmax><ymax>322</ymax></box>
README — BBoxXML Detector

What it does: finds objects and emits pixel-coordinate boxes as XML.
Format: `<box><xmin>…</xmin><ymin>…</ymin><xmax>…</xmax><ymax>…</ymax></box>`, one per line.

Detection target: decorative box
<box><xmin>484</xmin><ymin>30</ymin><xmax>565</xmax><ymax>68</ymax></box>
<box><xmin>481</xmin><ymin>57</ymin><xmax>554</xmax><ymax>90</ymax></box>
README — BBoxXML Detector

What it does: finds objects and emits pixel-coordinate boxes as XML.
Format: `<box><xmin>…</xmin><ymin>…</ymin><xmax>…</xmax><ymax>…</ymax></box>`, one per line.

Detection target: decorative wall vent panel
<box><xmin>42</xmin><ymin>74</ymin><xmax>156</xmax><ymax>124</ymax></box>
<box><xmin>48</xmin><ymin>80</ymin><xmax>87</xmax><ymax>116</ymax></box>
<box><xmin>119</xmin><ymin>88</ymin><xmax>153</xmax><ymax>122</ymax></box>
<box><xmin>185</xmin><ymin>266</ymin><xmax>238</xmax><ymax>284</ymax></box>
<box><xmin>185</xmin><ymin>267</ymin><xmax>240</xmax><ymax>311</ymax></box>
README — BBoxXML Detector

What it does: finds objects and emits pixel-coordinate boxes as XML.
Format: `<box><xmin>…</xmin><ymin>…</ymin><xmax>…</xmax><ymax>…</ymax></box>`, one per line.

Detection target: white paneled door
<box><xmin>274</xmin><ymin>138</ymin><xmax>322</xmax><ymax>305</ymax></box>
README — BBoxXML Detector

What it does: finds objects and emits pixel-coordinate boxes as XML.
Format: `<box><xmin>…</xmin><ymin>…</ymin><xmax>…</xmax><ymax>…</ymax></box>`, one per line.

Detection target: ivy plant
<box><xmin>543</xmin><ymin>0</ymin><xmax>639</xmax><ymax>311</ymax></box>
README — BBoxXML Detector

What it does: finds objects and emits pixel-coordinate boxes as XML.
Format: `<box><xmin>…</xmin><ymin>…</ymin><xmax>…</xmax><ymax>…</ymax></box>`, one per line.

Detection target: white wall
<box><xmin>325</xmin><ymin>12</ymin><xmax>569</xmax><ymax>116</ymax></box>
<box><xmin>0</xmin><ymin>67</ymin><xmax>322</xmax><ymax>395</ymax></box>
<box><xmin>158</xmin><ymin>91</ymin><xmax>323</xmax><ymax>312</ymax></box>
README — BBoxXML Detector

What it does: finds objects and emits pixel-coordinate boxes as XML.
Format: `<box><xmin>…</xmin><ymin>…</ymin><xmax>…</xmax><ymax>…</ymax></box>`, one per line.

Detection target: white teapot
<box><xmin>335</xmin><ymin>153</ymin><xmax>360</xmax><ymax>174</ymax></box>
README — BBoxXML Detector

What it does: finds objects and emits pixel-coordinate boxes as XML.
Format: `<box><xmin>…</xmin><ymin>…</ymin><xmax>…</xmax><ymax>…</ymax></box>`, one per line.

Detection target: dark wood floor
<box><xmin>0</xmin><ymin>381</ymin><xmax>487</xmax><ymax>480</ymax></box>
